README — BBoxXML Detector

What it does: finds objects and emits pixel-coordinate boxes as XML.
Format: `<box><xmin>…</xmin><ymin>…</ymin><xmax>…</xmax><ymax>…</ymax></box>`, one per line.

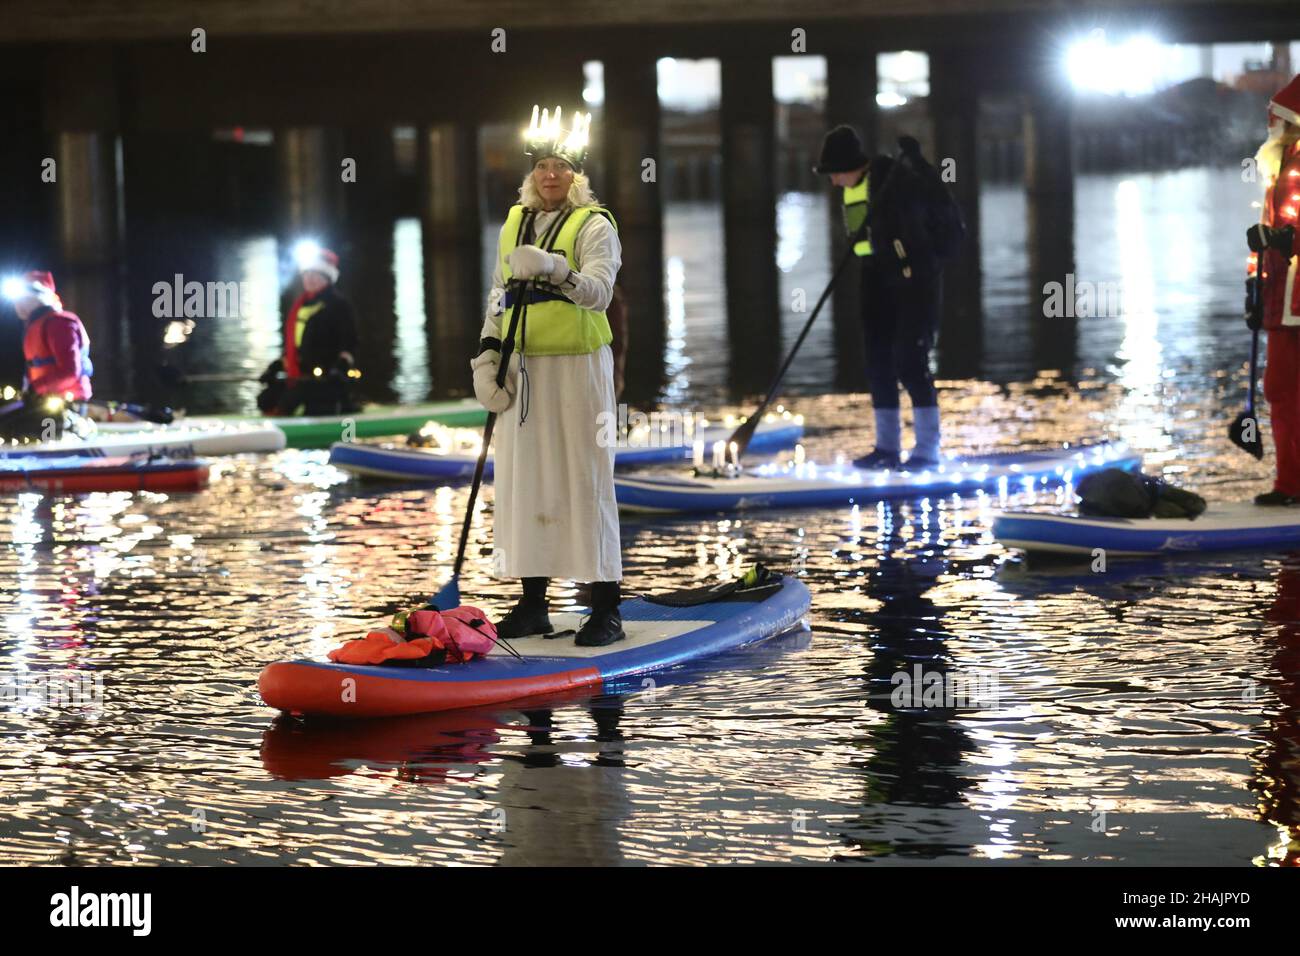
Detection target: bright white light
<box><xmin>162</xmin><ymin>320</ymin><xmax>194</xmax><ymax>345</ymax></box>
<box><xmin>876</xmin><ymin>91</ymin><xmax>908</xmax><ymax>109</ymax></box>
<box><xmin>2</xmin><ymin>276</ymin><xmax>27</xmax><ymax>301</ymax></box>
<box><xmin>657</xmin><ymin>57</ymin><xmax>720</xmax><ymax>110</ymax></box>
<box><xmin>582</xmin><ymin>60</ymin><xmax>604</xmax><ymax>106</ymax></box>
<box><xmin>1066</xmin><ymin>30</ymin><xmax>1168</xmax><ymax>96</ymax></box>
<box><xmin>292</xmin><ymin>239</ymin><xmax>322</xmax><ymax>270</ymax></box>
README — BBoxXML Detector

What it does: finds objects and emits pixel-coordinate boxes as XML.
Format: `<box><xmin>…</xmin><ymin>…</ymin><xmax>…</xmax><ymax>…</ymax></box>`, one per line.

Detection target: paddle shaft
<box><xmin>726</xmin><ymin>238</ymin><xmax>858</xmax><ymax>458</ymax></box>
<box><xmin>449</xmin><ymin>279</ymin><xmax>531</xmax><ymax>580</ymax></box>
<box><xmin>726</xmin><ymin>151</ymin><xmax>910</xmax><ymax>460</ymax></box>
<box><xmin>1247</xmin><ymin>327</ymin><xmax>1259</xmax><ymax>415</ymax></box>
<box><xmin>82</xmin><ymin>397</ymin><xmax>173</xmax><ymax>424</ymax></box>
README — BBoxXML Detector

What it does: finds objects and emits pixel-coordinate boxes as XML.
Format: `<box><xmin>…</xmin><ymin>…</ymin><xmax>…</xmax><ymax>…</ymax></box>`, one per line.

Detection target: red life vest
<box><xmin>23</xmin><ymin>307</ymin><xmax>93</xmax><ymax>400</ymax></box>
<box><xmin>328</xmin><ymin>605</ymin><xmax>499</xmax><ymax>666</ymax></box>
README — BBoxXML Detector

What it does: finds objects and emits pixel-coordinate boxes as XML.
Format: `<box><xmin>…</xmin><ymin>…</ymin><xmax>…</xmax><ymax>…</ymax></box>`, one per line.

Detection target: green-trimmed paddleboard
<box><xmin>99</xmin><ymin>399</ymin><xmax>487</xmax><ymax>450</ymax></box>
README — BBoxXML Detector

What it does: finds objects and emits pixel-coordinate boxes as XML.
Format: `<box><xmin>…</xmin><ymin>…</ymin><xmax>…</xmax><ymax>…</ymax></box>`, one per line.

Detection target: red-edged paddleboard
<box><xmin>259</xmin><ymin>575</ymin><xmax>811</xmax><ymax>719</ymax></box>
<box><xmin>0</xmin><ymin>454</ymin><xmax>210</xmax><ymax>493</ymax></box>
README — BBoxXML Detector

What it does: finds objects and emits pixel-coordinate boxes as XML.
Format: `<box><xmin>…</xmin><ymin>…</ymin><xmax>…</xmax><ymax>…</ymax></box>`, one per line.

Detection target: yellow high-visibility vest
<box><xmin>293</xmin><ymin>299</ymin><xmax>326</xmax><ymax>347</ymax></box>
<box><xmin>499</xmin><ymin>204</ymin><xmax>617</xmax><ymax>356</ymax></box>
<box><xmin>842</xmin><ymin>177</ymin><xmax>873</xmax><ymax>256</ymax></box>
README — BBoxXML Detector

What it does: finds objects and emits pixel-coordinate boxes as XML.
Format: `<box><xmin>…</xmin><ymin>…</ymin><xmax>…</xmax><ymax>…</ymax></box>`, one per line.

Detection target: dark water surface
<box><xmin>2</xmin><ymin>167</ymin><xmax>1297</xmax><ymax>866</ymax></box>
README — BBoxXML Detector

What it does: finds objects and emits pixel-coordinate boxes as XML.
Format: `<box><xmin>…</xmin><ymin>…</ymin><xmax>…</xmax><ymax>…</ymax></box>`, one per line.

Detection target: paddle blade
<box><xmin>428</xmin><ymin>576</ymin><xmax>461</xmax><ymax>610</ymax></box>
<box><xmin>1229</xmin><ymin>411</ymin><xmax>1265</xmax><ymax>460</ymax></box>
<box><xmin>725</xmin><ymin>415</ymin><xmax>761</xmax><ymax>462</ymax></box>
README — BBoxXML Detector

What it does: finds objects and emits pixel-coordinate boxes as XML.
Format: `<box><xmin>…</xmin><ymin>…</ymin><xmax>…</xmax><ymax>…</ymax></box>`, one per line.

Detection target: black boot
<box><xmin>852</xmin><ymin>447</ymin><xmax>900</xmax><ymax>470</ymax></box>
<box><xmin>576</xmin><ymin>581</ymin><xmax>626</xmax><ymax>647</ymax></box>
<box><xmin>1255</xmin><ymin>490</ymin><xmax>1300</xmax><ymax>507</ymax></box>
<box><xmin>496</xmin><ymin>577</ymin><xmax>553</xmax><ymax>639</ymax></box>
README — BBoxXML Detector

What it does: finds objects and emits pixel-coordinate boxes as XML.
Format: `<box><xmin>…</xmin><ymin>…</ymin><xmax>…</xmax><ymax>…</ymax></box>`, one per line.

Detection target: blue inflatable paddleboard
<box><xmin>994</xmin><ymin>503</ymin><xmax>1300</xmax><ymax>556</ymax></box>
<box><xmin>259</xmin><ymin>575</ymin><xmax>811</xmax><ymax>718</ymax></box>
<box><xmin>328</xmin><ymin>415</ymin><xmax>803</xmax><ymax>482</ymax></box>
<box><xmin>614</xmin><ymin>443</ymin><xmax>1139</xmax><ymax>513</ymax></box>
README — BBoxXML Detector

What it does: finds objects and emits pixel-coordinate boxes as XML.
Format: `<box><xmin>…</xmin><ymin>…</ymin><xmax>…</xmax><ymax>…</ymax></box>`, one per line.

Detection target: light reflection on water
<box><xmin>1</xmin><ymin>168</ymin><xmax>1297</xmax><ymax>866</ymax></box>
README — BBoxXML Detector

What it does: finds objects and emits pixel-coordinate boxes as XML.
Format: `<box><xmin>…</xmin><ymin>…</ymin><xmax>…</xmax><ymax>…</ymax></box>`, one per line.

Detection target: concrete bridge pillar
<box><xmin>824</xmin><ymin>50</ymin><xmax>878</xmax><ymax>391</ymax></box>
<box><xmin>43</xmin><ymin>46</ymin><xmax>123</xmax><ymax>270</ymax></box>
<box><xmin>0</xmin><ymin>48</ymin><xmax>50</xmax><ymax>269</ymax></box>
<box><xmin>51</xmin><ymin>132</ymin><xmax>122</xmax><ymax>269</ymax></box>
<box><xmin>342</xmin><ymin>127</ymin><xmax>399</xmax><ymax>227</ymax></box>
<box><xmin>34</xmin><ymin>44</ymin><xmax>127</xmax><ymax>389</ymax></box>
<box><xmin>721</xmin><ymin>52</ymin><xmax>780</xmax><ymax>397</ymax></box>
<box><xmin>1023</xmin><ymin>81</ymin><xmax>1077</xmax><ymax>371</ymax></box>
<box><xmin>274</xmin><ymin>127</ymin><xmax>346</xmax><ymax>239</ymax></box>
<box><xmin>419</xmin><ymin>121</ymin><xmax>484</xmax><ymax>396</ymax></box>
<box><xmin>929</xmin><ymin>46</ymin><xmax>984</xmax><ymax>378</ymax></box>
<box><xmin>603</xmin><ymin>53</ymin><xmax>666</xmax><ymax>403</ymax></box>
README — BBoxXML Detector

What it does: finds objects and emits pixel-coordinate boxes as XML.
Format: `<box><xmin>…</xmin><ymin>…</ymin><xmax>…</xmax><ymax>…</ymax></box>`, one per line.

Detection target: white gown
<box><xmin>481</xmin><ymin>206</ymin><xmax>623</xmax><ymax>583</ymax></box>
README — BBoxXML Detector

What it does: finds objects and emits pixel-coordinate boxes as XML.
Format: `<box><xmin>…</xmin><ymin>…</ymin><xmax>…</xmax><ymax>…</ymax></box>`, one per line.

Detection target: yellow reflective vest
<box><xmin>498</xmin><ymin>204</ymin><xmax>616</xmax><ymax>356</ymax></box>
<box><xmin>842</xmin><ymin>177</ymin><xmax>873</xmax><ymax>256</ymax></box>
<box><xmin>293</xmin><ymin>299</ymin><xmax>326</xmax><ymax>347</ymax></box>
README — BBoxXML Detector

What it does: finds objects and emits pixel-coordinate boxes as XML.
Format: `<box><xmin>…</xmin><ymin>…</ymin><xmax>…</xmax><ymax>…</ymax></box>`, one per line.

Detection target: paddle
<box><xmin>429</xmin><ymin>278</ymin><xmax>531</xmax><ymax>613</ymax></box>
<box><xmin>725</xmin><ymin>145</ymin><xmax>909</xmax><ymax>462</ymax></box>
<box><xmin>724</xmin><ymin>238</ymin><xmax>858</xmax><ymax>461</ymax></box>
<box><xmin>157</xmin><ymin>367</ymin><xmax>251</xmax><ymax>385</ymax></box>
<box><xmin>83</xmin><ymin>397</ymin><xmax>174</xmax><ymax>425</ymax></box>
<box><xmin>1229</xmin><ymin>326</ymin><xmax>1264</xmax><ymax>460</ymax></box>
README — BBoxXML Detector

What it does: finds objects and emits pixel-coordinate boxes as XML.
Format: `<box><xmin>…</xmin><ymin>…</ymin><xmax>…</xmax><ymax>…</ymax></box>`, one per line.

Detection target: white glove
<box><xmin>508</xmin><ymin>244</ymin><xmax>555</xmax><ymax>280</ymax></box>
<box><xmin>548</xmin><ymin>254</ymin><xmax>570</xmax><ymax>285</ymax></box>
<box><xmin>471</xmin><ymin>349</ymin><xmax>515</xmax><ymax>413</ymax></box>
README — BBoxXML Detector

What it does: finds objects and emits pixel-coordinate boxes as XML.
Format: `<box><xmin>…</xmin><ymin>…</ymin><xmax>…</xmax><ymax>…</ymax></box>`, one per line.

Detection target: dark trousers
<box><xmin>860</xmin><ymin>259</ymin><xmax>941</xmax><ymax>410</ymax></box>
<box><xmin>257</xmin><ymin>376</ymin><xmax>358</xmax><ymax>416</ymax></box>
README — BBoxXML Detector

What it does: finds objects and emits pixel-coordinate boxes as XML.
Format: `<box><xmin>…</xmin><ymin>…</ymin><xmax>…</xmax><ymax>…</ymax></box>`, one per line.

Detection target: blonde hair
<box><xmin>518</xmin><ymin>169</ymin><xmax>600</xmax><ymax>210</ymax></box>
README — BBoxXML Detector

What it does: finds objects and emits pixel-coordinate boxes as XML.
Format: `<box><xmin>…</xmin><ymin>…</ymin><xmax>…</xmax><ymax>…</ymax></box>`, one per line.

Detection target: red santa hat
<box><xmin>24</xmin><ymin>270</ymin><xmax>55</xmax><ymax>295</ymax></box>
<box><xmin>299</xmin><ymin>247</ymin><xmax>340</xmax><ymax>284</ymax></box>
<box><xmin>1269</xmin><ymin>74</ymin><xmax>1300</xmax><ymax>129</ymax></box>
<box><xmin>4</xmin><ymin>270</ymin><xmax>61</xmax><ymax>308</ymax></box>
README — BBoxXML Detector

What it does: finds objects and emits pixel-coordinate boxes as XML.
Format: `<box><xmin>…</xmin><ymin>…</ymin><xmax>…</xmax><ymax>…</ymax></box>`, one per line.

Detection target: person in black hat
<box><xmin>816</xmin><ymin>124</ymin><xmax>948</xmax><ymax>469</ymax></box>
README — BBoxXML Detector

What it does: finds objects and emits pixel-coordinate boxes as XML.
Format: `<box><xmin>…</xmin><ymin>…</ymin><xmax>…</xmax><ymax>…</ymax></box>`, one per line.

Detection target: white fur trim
<box><xmin>301</xmin><ymin>257</ymin><xmax>339</xmax><ymax>283</ymax></box>
<box><xmin>1273</xmin><ymin>102</ymin><xmax>1300</xmax><ymax>129</ymax></box>
<box><xmin>1284</xmin><ymin>258</ymin><xmax>1300</xmax><ymax>326</ymax></box>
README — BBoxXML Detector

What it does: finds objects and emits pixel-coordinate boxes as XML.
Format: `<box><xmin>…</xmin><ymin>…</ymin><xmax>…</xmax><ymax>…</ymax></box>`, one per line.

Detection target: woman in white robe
<box><xmin>471</xmin><ymin>108</ymin><xmax>625</xmax><ymax>647</ymax></box>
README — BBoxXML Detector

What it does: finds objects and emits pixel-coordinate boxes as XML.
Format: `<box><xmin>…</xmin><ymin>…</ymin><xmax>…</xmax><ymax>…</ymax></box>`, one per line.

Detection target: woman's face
<box><xmin>302</xmin><ymin>271</ymin><xmax>330</xmax><ymax>295</ymax></box>
<box><xmin>533</xmin><ymin>157</ymin><xmax>574</xmax><ymax>208</ymax></box>
<box><xmin>829</xmin><ymin>165</ymin><xmax>867</xmax><ymax>188</ymax></box>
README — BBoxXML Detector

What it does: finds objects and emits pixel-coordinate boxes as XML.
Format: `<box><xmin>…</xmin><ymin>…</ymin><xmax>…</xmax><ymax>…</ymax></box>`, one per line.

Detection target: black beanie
<box><xmin>813</xmin><ymin>124</ymin><xmax>870</xmax><ymax>175</ymax></box>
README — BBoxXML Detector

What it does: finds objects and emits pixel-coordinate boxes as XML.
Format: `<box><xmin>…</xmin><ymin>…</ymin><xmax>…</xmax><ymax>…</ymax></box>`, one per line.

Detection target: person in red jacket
<box><xmin>1249</xmin><ymin>75</ymin><xmax>1300</xmax><ymax>505</ymax></box>
<box><xmin>2</xmin><ymin>270</ymin><xmax>93</xmax><ymax>401</ymax></box>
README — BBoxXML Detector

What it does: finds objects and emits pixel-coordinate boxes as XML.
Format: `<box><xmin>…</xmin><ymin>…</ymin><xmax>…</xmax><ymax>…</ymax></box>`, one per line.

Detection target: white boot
<box><xmin>909</xmin><ymin>405</ymin><xmax>941</xmax><ymax>466</ymax></box>
<box><xmin>853</xmin><ymin>408</ymin><xmax>902</xmax><ymax>470</ymax></box>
